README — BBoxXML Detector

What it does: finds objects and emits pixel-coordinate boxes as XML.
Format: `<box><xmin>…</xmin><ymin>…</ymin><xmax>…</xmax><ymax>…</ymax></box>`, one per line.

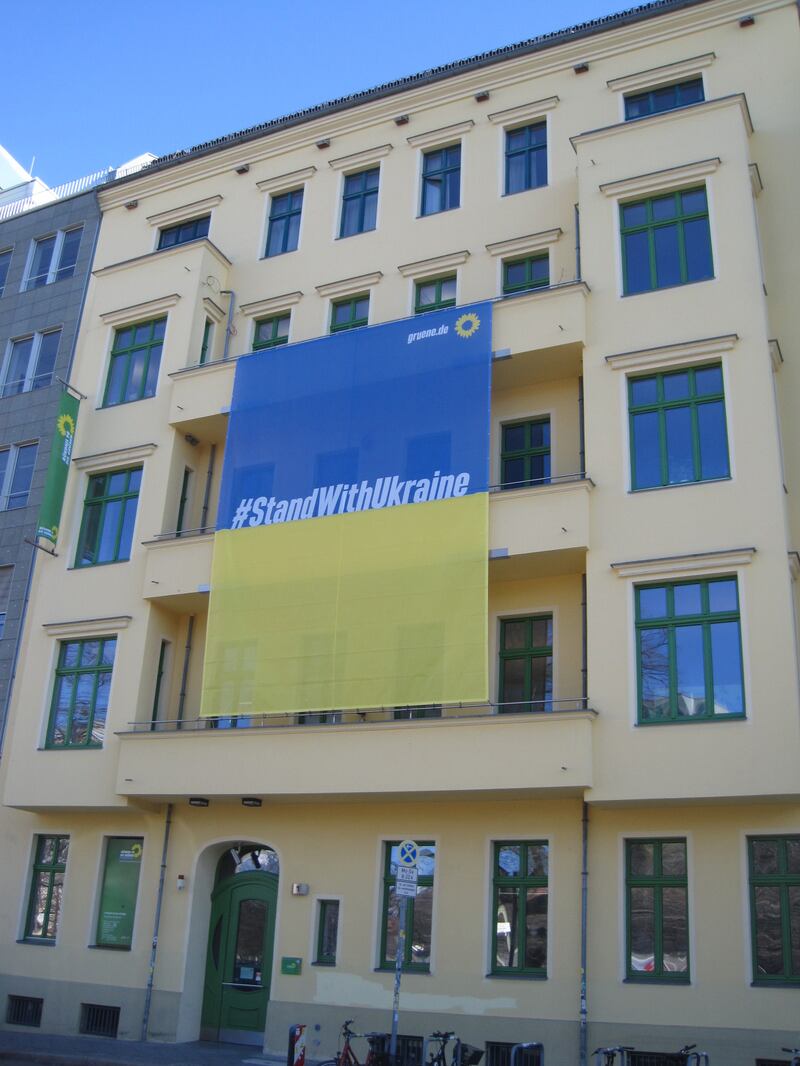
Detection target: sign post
<box><xmin>390</xmin><ymin>841</ymin><xmax>418</xmax><ymax>1066</ymax></box>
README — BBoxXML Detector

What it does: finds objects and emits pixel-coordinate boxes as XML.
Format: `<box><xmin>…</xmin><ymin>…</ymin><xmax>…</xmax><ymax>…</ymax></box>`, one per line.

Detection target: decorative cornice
<box><xmin>202</xmin><ymin>297</ymin><xmax>227</xmax><ymax>324</ymax></box>
<box><xmin>406</xmin><ymin>120</ymin><xmax>474</xmax><ymax>149</ymax></box>
<box><xmin>239</xmin><ymin>291</ymin><xmax>303</xmax><ymax>318</ymax></box>
<box><xmin>598</xmin><ymin>157</ymin><xmax>720</xmax><ymax>199</ymax></box>
<box><xmin>256</xmin><ymin>166</ymin><xmax>316</xmax><ymax>194</ymax></box>
<box><xmin>145</xmin><ymin>195</ymin><xmax>222</xmax><ymax>228</ymax></box>
<box><xmin>328</xmin><ymin>144</ymin><xmax>393</xmax><ymax>171</ymax></box>
<box><xmin>73</xmin><ymin>443</ymin><xmax>157</xmax><ymax>472</ymax></box>
<box><xmin>397</xmin><ymin>249</ymin><xmax>470</xmax><ymax>279</ymax></box>
<box><xmin>93</xmin><ymin>238</ymin><xmax>232</xmax><ymax>278</ymax></box>
<box><xmin>486</xmin><ymin>228</ymin><xmax>562</xmax><ymax>258</ymax></box>
<box><xmin>487</xmin><ymin>96</ymin><xmax>559</xmax><ymax>126</ymax></box>
<box><xmin>606</xmin><ymin>51</ymin><xmax>715</xmax><ymax>92</ymax></box>
<box><xmin>572</xmin><ymin>93</ymin><xmax>753</xmax><ymax>151</ymax></box>
<box><xmin>43</xmin><ymin>615</ymin><xmax>133</xmax><ymax>638</ymax></box>
<box><xmin>99</xmin><ymin>294</ymin><xmax>180</xmax><ymax>326</ymax></box>
<box><xmin>611</xmin><ymin>546</ymin><xmax>756</xmax><ymax>579</ymax></box>
<box><xmin>606</xmin><ymin>333</ymin><xmax>738</xmax><ymax>372</ymax></box>
<box><xmin>315</xmin><ymin>272</ymin><xmax>383</xmax><ymax>299</ymax></box>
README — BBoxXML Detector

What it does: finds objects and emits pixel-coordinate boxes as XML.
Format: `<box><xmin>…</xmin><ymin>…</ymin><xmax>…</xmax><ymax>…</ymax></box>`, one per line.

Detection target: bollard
<box><xmin>288</xmin><ymin>1023</ymin><xmax>307</xmax><ymax>1066</ymax></box>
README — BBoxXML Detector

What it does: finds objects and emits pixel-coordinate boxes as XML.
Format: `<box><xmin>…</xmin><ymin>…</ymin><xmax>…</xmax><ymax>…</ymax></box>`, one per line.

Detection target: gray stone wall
<box><xmin>0</xmin><ymin>189</ymin><xmax>100</xmax><ymax>747</ymax></box>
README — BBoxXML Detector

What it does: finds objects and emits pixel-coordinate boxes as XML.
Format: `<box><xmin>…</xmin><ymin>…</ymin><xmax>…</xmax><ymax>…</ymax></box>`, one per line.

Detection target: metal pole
<box><xmin>389</xmin><ymin>902</ymin><xmax>407</xmax><ymax>1065</ymax></box>
<box><xmin>141</xmin><ymin>803</ymin><xmax>173</xmax><ymax>1041</ymax></box>
<box><xmin>579</xmin><ymin>802</ymin><xmax>589</xmax><ymax>1066</ymax></box>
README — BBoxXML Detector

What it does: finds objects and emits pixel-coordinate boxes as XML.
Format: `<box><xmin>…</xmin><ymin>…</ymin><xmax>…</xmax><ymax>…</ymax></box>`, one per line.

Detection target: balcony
<box><xmin>491</xmin><ymin>282</ymin><xmax>587</xmax><ymax>390</ymax></box>
<box><xmin>115</xmin><ymin>702</ymin><xmax>595</xmax><ymax>801</ymax></box>
<box><xmin>168</xmin><ymin>358</ymin><xmax>234</xmax><ymax>441</ymax></box>
<box><xmin>142</xmin><ymin>530</ymin><xmax>214</xmax><ymax>610</ymax></box>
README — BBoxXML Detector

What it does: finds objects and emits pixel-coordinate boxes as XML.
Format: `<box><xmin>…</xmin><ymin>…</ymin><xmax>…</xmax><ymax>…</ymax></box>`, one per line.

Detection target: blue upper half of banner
<box><xmin>217</xmin><ymin>303</ymin><xmax>492</xmax><ymax>530</ymax></box>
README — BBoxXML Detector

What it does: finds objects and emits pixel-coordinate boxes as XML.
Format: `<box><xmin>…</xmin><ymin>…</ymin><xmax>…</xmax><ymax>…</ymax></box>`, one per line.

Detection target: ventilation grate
<box><xmin>756</xmin><ymin>1060</ymin><xmax>791</xmax><ymax>1066</ymax></box>
<box><xmin>629</xmin><ymin>1055</ymin><xmax>686</xmax><ymax>1066</ymax></box>
<box><xmin>6</xmin><ymin>995</ymin><xmax>43</xmax><ymax>1028</ymax></box>
<box><xmin>369</xmin><ymin>1034</ymin><xmax>423</xmax><ymax>1066</ymax></box>
<box><xmin>79</xmin><ymin>1002</ymin><xmax>120</xmax><ymax>1038</ymax></box>
<box><xmin>485</xmin><ymin>1041</ymin><xmax>542</xmax><ymax>1066</ymax></box>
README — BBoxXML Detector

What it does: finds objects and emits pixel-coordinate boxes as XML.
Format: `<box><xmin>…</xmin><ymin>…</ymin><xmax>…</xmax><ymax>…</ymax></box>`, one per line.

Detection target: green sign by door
<box><xmin>96</xmin><ymin>837</ymin><xmax>143</xmax><ymax>948</ymax></box>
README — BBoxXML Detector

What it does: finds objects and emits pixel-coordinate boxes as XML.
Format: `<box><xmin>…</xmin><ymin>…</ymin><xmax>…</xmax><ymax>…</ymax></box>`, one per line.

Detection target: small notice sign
<box><xmin>395</xmin><ymin>865</ymin><xmax>418</xmax><ymax>897</ymax></box>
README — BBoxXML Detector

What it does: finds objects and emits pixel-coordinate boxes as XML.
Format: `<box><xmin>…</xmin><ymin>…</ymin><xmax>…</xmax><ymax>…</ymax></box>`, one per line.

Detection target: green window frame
<box><xmin>748</xmin><ymin>836</ymin><xmax>800</xmax><ymax>985</ymax></box>
<box><xmin>505</xmin><ymin>122</ymin><xmax>547</xmax><ymax>194</ymax></box>
<box><xmin>379</xmin><ymin>840</ymin><xmax>435</xmax><ymax>972</ymax></box>
<box><xmin>266</xmin><ymin>188</ymin><xmax>303</xmax><ymax>256</ymax></box>
<box><xmin>620</xmin><ymin>186</ymin><xmax>713</xmax><ymax>295</ymax></box>
<box><xmin>75</xmin><ymin>467</ymin><xmax>142</xmax><ymax>568</ymax></box>
<box><xmin>151</xmin><ymin>639</ymin><xmax>169</xmax><ymax>727</ymax></box>
<box><xmin>414</xmin><ymin>276</ymin><xmax>456</xmax><ymax>315</ymax></box>
<box><xmin>624</xmin><ymin>77</ymin><xmax>704</xmax><ymax>120</ymax></box>
<box><xmin>199</xmin><ymin>318</ymin><xmax>213</xmax><ymax>364</ymax></box>
<box><xmin>629</xmin><ymin>364</ymin><xmax>730</xmax><ymax>490</ymax></box>
<box><xmin>24</xmin><ymin>835</ymin><xmax>69</xmax><ymax>941</ymax></box>
<box><xmin>103</xmin><ymin>317</ymin><xmax>166</xmax><ymax>407</ymax></box>
<box><xmin>626</xmin><ymin>838</ymin><xmax>689</xmax><ymax>981</ymax></box>
<box><xmin>498</xmin><ymin>615</ymin><xmax>553</xmax><ymax>713</ymax></box>
<box><xmin>339</xmin><ymin>168</ymin><xmax>379</xmax><ymax>238</ymax></box>
<box><xmin>502</xmin><ymin>254</ymin><xmax>549</xmax><ymax>295</ymax></box>
<box><xmin>331</xmin><ymin>295</ymin><xmax>369</xmax><ymax>334</ymax></box>
<box><xmin>492</xmin><ymin>841</ymin><xmax>549</xmax><ymax>976</ymax></box>
<box><xmin>501</xmin><ymin>418</ymin><xmax>550</xmax><ymax>488</ymax></box>
<box><xmin>636</xmin><ymin>577</ymin><xmax>745</xmax><ymax>724</ymax></box>
<box><xmin>253</xmin><ymin>314</ymin><xmax>290</xmax><ymax>350</ymax></box>
<box><xmin>420</xmin><ymin>144</ymin><xmax>461</xmax><ymax>216</ymax></box>
<box><xmin>315</xmin><ymin>899</ymin><xmax>340</xmax><ymax>965</ymax></box>
<box><xmin>157</xmin><ymin>214</ymin><xmax>210</xmax><ymax>250</ymax></box>
<box><xmin>46</xmin><ymin>637</ymin><xmax>117</xmax><ymax>749</ymax></box>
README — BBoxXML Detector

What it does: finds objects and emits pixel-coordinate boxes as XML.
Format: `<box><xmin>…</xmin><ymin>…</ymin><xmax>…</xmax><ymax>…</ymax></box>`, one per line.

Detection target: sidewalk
<box><xmin>0</xmin><ymin>1030</ymin><xmax>286</xmax><ymax>1066</ymax></box>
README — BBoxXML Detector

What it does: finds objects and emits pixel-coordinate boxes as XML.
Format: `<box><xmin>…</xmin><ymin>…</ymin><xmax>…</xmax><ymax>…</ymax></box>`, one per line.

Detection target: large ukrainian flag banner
<box><xmin>200</xmin><ymin>303</ymin><xmax>492</xmax><ymax>716</ymax></box>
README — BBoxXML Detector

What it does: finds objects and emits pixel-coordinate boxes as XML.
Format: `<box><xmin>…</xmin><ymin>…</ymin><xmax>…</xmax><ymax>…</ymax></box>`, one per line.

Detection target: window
<box><xmin>748</xmin><ymin>836</ymin><xmax>800</xmax><ymax>985</ymax></box>
<box><xmin>103</xmin><ymin>317</ymin><xmax>165</xmax><ymax>406</ymax></box>
<box><xmin>24</xmin><ymin>227</ymin><xmax>82</xmax><ymax>289</ymax></box>
<box><xmin>624</xmin><ymin>77</ymin><xmax>704</xmax><ymax>120</ymax></box>
<box><xmin>498</xmin><ymin>616</ymin><xmax>553</xmax><ymax>713</ymax></box>
<box><xmin>151</xmin><ymin>640</ymin><xmax>170</xmax><ymax>727</ymax></box>
<box><xmin>379</xmin><ymin>841</ymin><xmax>435</xmax><ymax>971</ymax></box>
<box><xmin>340</xmin><ymin>168</ymin><xmax>379</xmax><ymax>238</ymax></box>
<box><xmin>503</xmin><ymin>255</ymin><xmax>549</xmax><ymax>295</ymax></box>
<box><xmin>505</xmin><ymin>122</ymin><xmax>547</xmax><ymax>195</ymax></box>
<box><xmin>0</xmin><ymin>565</ymin><xmax>12</xmax><ymax>638</ymax></box>
<box><xmin>629</xmin><ymin>364</ymin><xmax>729</xmax><ymax>489</ymax></box>
<box><xmin>253</xmin><ymin>314</ymin><xmax>290</xmax><ymax>350</ymax></box>
<box><xmin>2</xmin><ymin>329</ymin><xmax>61</xmax><ymax>397</ymax></box>
<box><xmin>421</xmin><ymin>145</ymin><xmax>461</xmax><ymax>216</ymax></box>
<box><xmin>621</xmin><ymin>186</ymin><xmax>713</xmax><ymax>295</ymax></box>
<box><xmin>626</xmin><ymin>839</ymin><xmax>689</xmax><ymax>981</ymax></box>
<box><xmin>176</xmin><ymin>468</ymin><xmax>192</xmax><ymax>535</ymax></box>
<box><xmin>157</xmin><ymin>215</ymin><xmax>210</xmax><ymax>250</ymax></box>
<box><xmin>331</xmin><ymin>295</ymin><xmax>369</xmax><ymax>333</ymax></box>
<box><xmin>393</xmin><ymin>705</ymin><xmax>442</xmax><ymax>720</ymax></box>
<box><xmin>316</xmin><ymin>899</ymin><xmax>340</xmax><ymax>965</ymax></box>
<box><xmin>96</xmin><ymin>837</ymin><xmax>143</xmax><ymax>948</ymax></box>
<box><xmin>266</xmin><ymin>189</ymin><xmax>303</xmax><ymax>256</ymax></box>
<box><xmin>636</xmin><ymin>577</ymin><xmax>744</xmax><ymax>723</ymax></box>
<box><xmin>199</xmin><ymin>319</ymin><xmax>213</xmax><ymax>365</ymax></box>
<box><xmin>24</xmin><ymin>836</ymin><xmax>69</xmax><ymax>941</ymax></box>
<box><xmin>76</xmin><ymin>467</ymin><xmax>141</xmax><ymax>567</ymax></box>
<box><xmin>415</xmin><ymin>276</ymin><xmax>456</xmax><ymax>315</ymax></box>
<box><xmin>0</xmin><ymin>249</ymin><xmax>11</xmax><ymax>296</ymax></box>
<box><xmin>492</xmin><ymin>841</ymin><xmax>548</xmax><ymax>976</ymax></box>
<box><xmin>501</xmin><ymin>418</ymin><xmax>550</xmax><ymax>488</ymax></box>
<box><xmin>46</xmin><ymin>636</ymin><xmax>116</xmax><ymax>748</ymax></box>
<box><xmin>0</xmin><ymin>442</ymin><xmax>38</xmax><ymax>510</ymax></box>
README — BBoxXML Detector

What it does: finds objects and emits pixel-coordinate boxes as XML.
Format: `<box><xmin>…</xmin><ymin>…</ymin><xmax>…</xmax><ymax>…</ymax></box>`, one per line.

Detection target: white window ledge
<box><xmin>487</xmin><ymin>97</ymin><xmax>559</xmax><ymax>126</ymax></box>
<box><xmin>73</xmin><ymin>443</ymin><xmax>157</xmax><ymax>473</ymax></box>
<box><xmin>43</xmin><ymin>615</ymin><xmax>132</xmax><ymax>639</ymax></box>
<box><xmin>328</xmin><ymin>145</ymin><xmax>393</xmax><ymax>171</ymax></box>
<box><xmin>486</xmin><ymin>228</ymin><xmax>561</xmax><ymax>258</ymax></box>
<box><xmin>605</xmin><ymin>333</ymin><xmax>738</xmax><ymax>373</ymax></box>
<box><xmin>99</xmin><ymin>294</ymin><xmax>180</xmax><ymax>327</ymax></box>
<box><xmin>145</xmin><ymin>195</ymin><xmax>222</xmax><ymax>229</ymax></box>
<box><xmin>239</xmin><ymin>292</ymin><xmax>303</xmax><ymax>318</ymax></box>
<box><xmin>599</xmin><ymin>157</ymin><xmax>720</xmax><ymax>200</ymax></box>
<box><xmin>611</xmin><ymin>547</ymin><xmax>755</xmax><ymax>579</ymax></box>
<box><xmin>406</xmin><ymin>120</ymin><xmax>474</xmax><ymax>150</ymax></box>
<box><xmin>398</xmin><ymin>250</ymin><xmax>470</xmax><ymax>279</ymax></box>
<box><xmin>316</xmin><ymin>272</ymin><xmax>382</xmax><ymax>300</ymax></box>
<box><xmin>256</xmin><ymin>166</ymin><xmax>316</xmax><ymax>195</ymax></box>
<box><xmin>607</xmin><ymin>53</ymin><xmax>715</xmax><ymax>93</ymax></box>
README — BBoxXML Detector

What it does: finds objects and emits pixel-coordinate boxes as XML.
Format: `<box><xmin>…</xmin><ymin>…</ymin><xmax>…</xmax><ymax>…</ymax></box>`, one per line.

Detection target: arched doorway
<box><xmin>200</xmin><ymin>843</ymin><xmax>279</xmax><ymax>1045</ymax></box>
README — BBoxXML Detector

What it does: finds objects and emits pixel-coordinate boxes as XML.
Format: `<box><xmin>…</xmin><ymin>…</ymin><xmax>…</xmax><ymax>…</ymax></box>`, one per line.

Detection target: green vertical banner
<box><xmin>36</xmin><ymin>390</ymin><xmax>79</xmax><ymax>546</ymax></box>
<box><xmin>96</xmin><ymin>837</ymin><xmax>143</xmax><ymax>948</ymax></box>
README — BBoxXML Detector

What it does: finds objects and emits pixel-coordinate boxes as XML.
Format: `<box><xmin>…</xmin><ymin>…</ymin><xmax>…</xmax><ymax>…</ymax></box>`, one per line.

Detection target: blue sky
<box><xmin>6</xmin><ymin>0</ymin><xmax>635</xmax><ymax>187</ymax></box>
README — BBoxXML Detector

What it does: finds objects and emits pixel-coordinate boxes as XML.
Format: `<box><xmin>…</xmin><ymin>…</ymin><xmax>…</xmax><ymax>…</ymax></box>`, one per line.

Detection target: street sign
<box><xmin>398</xmin><ymin>840</ymin><xmax>418</xmax><ymax>867</ymax></box>
<box><xmin>395</xmin><ymin>866</ymin><xmax>418</xmax><ymax>897</ymax></box>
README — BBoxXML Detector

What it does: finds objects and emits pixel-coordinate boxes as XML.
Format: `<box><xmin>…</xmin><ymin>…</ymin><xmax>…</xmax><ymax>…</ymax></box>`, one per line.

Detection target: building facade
<box><xmin>0</xmin><ymin>0</ymin><xmax>799</xmax><ymax>1062</ymax></box>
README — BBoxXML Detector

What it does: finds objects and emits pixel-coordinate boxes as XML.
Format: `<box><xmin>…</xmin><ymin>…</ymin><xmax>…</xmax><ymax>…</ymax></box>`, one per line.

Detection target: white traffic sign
<box><xmin>395</xmin><ymin>866</ymin><xmax>418</xmax><ymax>897</ymax></box>
<box><xmin>397</xmin><ymin>840</ymin><xmax>418</xmax><ymax>867</ymax></box>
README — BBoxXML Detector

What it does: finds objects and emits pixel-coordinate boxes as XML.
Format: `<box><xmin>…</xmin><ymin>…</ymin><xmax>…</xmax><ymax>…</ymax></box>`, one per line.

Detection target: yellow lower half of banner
<box><xmin>200</xmin><ymin>493</ymin><xmax>488</xmax><ymax>715</ymax></box>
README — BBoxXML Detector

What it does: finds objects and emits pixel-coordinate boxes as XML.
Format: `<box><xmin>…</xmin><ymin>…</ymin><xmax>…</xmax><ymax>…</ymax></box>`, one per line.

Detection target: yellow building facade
<box><xmin>1</xmin><ymin>1</ymin><xmax>799</xmax><ymax>1062</ymax></box>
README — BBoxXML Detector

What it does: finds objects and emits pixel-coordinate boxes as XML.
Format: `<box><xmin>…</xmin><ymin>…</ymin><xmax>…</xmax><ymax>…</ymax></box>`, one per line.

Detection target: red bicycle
<box><xmin>319</xmin><ymin>1020</ymin><xmax>390</xmax><ymax>1066</ymax></box>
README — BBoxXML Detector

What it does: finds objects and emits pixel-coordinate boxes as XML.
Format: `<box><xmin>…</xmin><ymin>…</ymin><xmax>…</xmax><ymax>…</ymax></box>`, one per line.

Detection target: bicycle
<box><xmin>424</xmin><ymin>1031</ymin><xmax>484</xmax><ymax>1066</ymax></box>
<box><xmin>319</xmin><ymin>1019</ymin><xmax>390</xmax><ymax>1066</ymax></box>
<box><xmin>593</xmin><ymin>1047</ymin><xmax>634</xmax><ymax>1066</ymax></box>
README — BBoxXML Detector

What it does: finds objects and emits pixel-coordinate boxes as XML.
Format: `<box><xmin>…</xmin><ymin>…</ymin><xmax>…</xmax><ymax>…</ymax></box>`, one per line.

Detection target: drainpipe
<box><xmin>578</xmin><ymin>377</ymin><xmax>585</xmax><ymax>478</ymax></box>
<box><xmin>579</xmin><ymin>801</ymin><xmax>589</xmax><ymax>1066</ymax></box>
<box><xmin>200</xmin><ymin>444</ymin><xmax>216</xmax><ymax>532</ymax></box>
<box><xmin>141</xmin><ymin>803</ymin><xmax>173</xmax><ymax>1041</ymax></box>
<box><xmin>581</xmin><ymin>574</ymin><xmax>588</xmax><ymax>706</ymax></box>
<box><xmin>220</xmin><ymin>290</ymin><xmax>235</xmax><ymax>362</ymax></box>
<box><xmin>574</xmin><ymin>204</ymin><xmax>582</xmax><ymax>281</ymax></box>
<box><xmin>176</xmin><ymin>616</ymin><xmax>195</xmax><ymax>727</ymax></box>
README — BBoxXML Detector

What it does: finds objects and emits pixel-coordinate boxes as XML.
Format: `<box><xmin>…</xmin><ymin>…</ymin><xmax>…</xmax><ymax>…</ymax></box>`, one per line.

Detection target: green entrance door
<box><xmin>201</xmin><ymin>871</ymin><xmax>278</xmax><ymax>1045</ymax></box>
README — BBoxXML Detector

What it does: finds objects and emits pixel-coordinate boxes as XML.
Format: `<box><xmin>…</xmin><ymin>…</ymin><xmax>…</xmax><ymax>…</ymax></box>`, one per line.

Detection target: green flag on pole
<box><xmin>36</xmin><ymin>390</ymin><xmax>79</xmax><ymax>547</ymax></box>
